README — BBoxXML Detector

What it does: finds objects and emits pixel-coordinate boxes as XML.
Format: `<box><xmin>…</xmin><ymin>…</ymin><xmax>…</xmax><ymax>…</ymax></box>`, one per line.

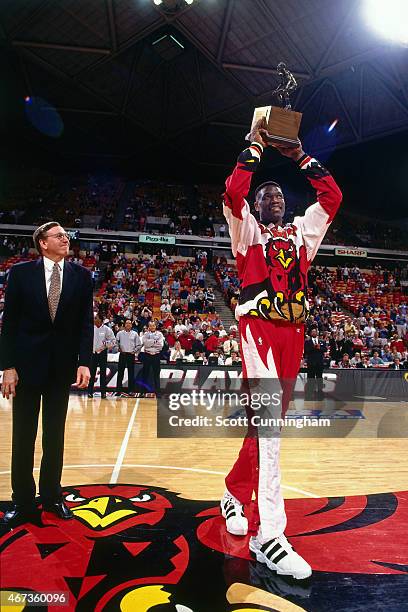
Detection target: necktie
<box><xmin>48</xmin><ymin>263</ymin><xmax>61</xmax><ymax>321</ymax></box>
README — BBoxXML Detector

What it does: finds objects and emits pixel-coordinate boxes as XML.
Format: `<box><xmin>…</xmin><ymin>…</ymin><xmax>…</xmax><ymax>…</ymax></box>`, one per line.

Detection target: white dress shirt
<box><xmin>93</xmin><ymin>324</ymin><xmax>116</xmax><ymax>353</ymax></box>
<box><xmin>141</xmin><ymin>331</ymin><xmax>164</xmax><ymax>355</ymax></box>
<box><xmin>43</xmin><ymin>256</ymin><xmax>64</xmax><ymax>296</ymax></box>
<box><xmin>116</xmin><ymin>329</ymin><xmax>141</xmax><ymax>354</ymax></box>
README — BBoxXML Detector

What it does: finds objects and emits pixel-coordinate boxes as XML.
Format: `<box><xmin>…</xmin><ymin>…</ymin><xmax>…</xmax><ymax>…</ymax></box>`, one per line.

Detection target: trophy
<box><xmin>247</xmin><ymin>63</ymin><xmax>302</xmax><ymax>147</ymax></box>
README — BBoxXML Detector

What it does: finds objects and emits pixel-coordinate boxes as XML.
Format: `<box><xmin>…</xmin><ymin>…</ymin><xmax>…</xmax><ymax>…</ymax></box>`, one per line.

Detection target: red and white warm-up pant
<box><xmin>225</xmin><ymin>315</ymin><xmax>304</xmax><ymax>543</ymax></box>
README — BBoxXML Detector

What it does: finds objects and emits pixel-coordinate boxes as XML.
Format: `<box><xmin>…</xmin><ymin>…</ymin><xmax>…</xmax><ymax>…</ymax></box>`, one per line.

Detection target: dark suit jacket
<box><xmin>388</xmin><ymin>363</ymin><xmax>406</xmax><ymax>370</ymax></box>
<box><xmin>0</xmin><ymin>258</ymin><xmax>93</xmax><ymax>386</ymax></box>
<box><xmin>304</xmin><ymin>339</ymin><xmax>327</xmax><ymax>367</ymax></box>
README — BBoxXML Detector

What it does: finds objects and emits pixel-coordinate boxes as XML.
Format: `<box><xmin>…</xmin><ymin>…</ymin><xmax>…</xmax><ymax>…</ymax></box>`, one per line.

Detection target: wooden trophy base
<box><xmin>248</xmin><ymin>105</ymin><xmax>302</xmax><ymax>147</ymax></box>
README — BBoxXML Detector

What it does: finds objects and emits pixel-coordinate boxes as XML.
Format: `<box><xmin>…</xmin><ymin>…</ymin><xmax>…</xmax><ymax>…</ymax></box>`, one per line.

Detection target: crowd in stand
<box><xmin>2</xmin><ymin>169</ymin><xmax>407</xmax><ymax>248</ymax></box>
<box><xmin>214</xmin><ymin>258</ymin><xmax>408</xmax><ymax>369</ymax></box>
<box><xmin>0</xmin><ymin>242</ymin><xmax>407</xmax><ymax>372</ymax></box>
<box><xmin>121</xmin><ymin>181</ymin><xmax>222</xmax><ymax>236</ymax></box>
<box><xmin>1</xmin><ymin>174</ymin><xmax>122</xmax><ymax>229</ymax></box>
<box><xmin>92</xmin><ymin>251</ymin><xmax>241</xmax><ymax>368</ymax></box>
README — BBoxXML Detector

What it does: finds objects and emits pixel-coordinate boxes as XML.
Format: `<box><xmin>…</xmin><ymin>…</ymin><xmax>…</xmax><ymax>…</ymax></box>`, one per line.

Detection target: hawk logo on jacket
<box><xmin>243</xmin><ymin>229</ymin><xmax>309</xmax><ymax>323</ymax></box>
<box><xmin>267</xmin><ymin>237</ymin><xmax>296</xmax><ymax>271</ymax></box>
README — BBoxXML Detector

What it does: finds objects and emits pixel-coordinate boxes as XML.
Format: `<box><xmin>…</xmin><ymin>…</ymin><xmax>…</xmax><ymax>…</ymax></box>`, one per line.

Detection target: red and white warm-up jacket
<box><xmin>223</xmin><ymin>142</ymin><xmax>342</xmax><ymax>323</ymax></box>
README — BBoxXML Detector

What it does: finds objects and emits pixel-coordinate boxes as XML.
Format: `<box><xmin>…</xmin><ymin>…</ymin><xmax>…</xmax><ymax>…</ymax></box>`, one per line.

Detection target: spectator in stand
<box><xmin>352</xmin><ymin>334</ymin><xmax>364</xmax><ymax>352</ymax></box>
<box><xmin>359</xmin><ymin>356</ymin><xmax>370</xmax><ymax>368</ymax></box>
<box><xmin>205</xmin><ymin>330</ymin><xmax>220</xmax><ymax>356</ymax></box>
<box><xmin>160</xmin><ymin>329</ymin><xmax>170</xmax><ymax>363</ymax></box>
<box><xmin>338</xmin><ymin>354</ymin><xmax>351</xmax><ymax>368</ymax></box>
<box><xmin>223</xmin><ymin>333</ymin><xmax>239</xmax><ymax>357</ymax></box>
<box><xmin>210</xmin><ymin>312</ymin><xmax>222</xmax><ymax>328</ymax></box>
<box><xmin>390</xmin><ymin>347</ymin><xmax>402</xmax><ymax>361</ymax></box>
<box><xmin>390</xmin><ymin>333</ymin><xmax>405</xmax><ymax>354</ymax></box>
<box><xmin>195</xmin><ymin>288</ymin><xmax>205</xmax><ymax>312</ymax></box>
<box><xmin>395</xmin><ymin>313</ymin><xmax>406</xmax><ymax>338</ymax></box>
<box><xmin>160</xmin><ymin>299</ymin><xmax>171</xmax><ymax>314</ymax></box>
<box><xmin>170</xmin><ymin>341</ymin><xmax>185</xmax><ymax>362</ymax></box>
<box><xmin>372</xmin><ymin>331</ymin><xmax>384</xmax><ymax>352</ymax></box>
<box><xmin>171</xmin><ymin>298</ymin><xmax>184</xmax><ymax>317</ymax></box>
<box><xmin>369</xmin><ymin>351</ymin><xmax>384</xmax><ymax>367</ymax></box>
<box><xmin>343</xmin><ymin>266</ymin><xmax>349</xmax><ymax>281</ymax></box>
<box><xmin>179</xmin><ymin>286</ymin><xmax>190</xmax><ymax>306</ymax></box>
<box><xmin>138</xmin><ymin>306</ymin><xmax>152</xmax><ymax>331</ymax></box>
<box><xmin>344</xmin><ymin>317</ymin><xmax>357</xmax><ymax>336</ymax></box>
<box><xmin>343</xmin><ymin>333</ymin><xmax>355</xmax><ymax>358</ymax></box>
<box><xmin>363</xmin><ymin>322</ymin><xmax>376</xmax><ymax>348</ymax></box>
<box><xmin>178</xmin><ymin>328</ymin><xmax>194</xmax><ymax>355</ymax></box>
<box><xmin>197</xmin><ymin>268</ymin><xmax>206</xmax><ymax>288</ymax></box>
<box><xmin>171</xmin><ymin>278</ymin><xmax>181</xmax><ymax>296</ymax></box>
<box><xmin>88</xmin><ymin>315</ymin><xmax>116</xmax><ymax>398</ymax></box>
<box><xmin>389</xmin><ymin>357</ymin><xmax>404</xmax><ymax>370</ymax></box>
<box><xmin>205</xmin><ymin>287</ymin><xmax>215</xmax><ymax>312</ymax></box>
<box><xmin>116</xmin><ymin>320</ymin><xmax>141</xmax><ymax>397</ymax></box>
<box><xmin>217</xmin><ymin>347</ymin><xmax>225</xmax><ymax>365</ymax></box>
<box><xmin>192</xmin><ymin>333</ymin><xmax>206</xmax><ymax>355</ymax></box>
<box><xmin>225</xmin><ymin>351</ymin><xmax>242</xmax><ymax>366</ymax></box>
<box><xmin>351</xmin><ymin>352</ymin><xmax>363</xmax><ymax>367</ymax></box>
<box><xmin>329</xmin><ymin>332</ymin><xmax>344</xmax><ymax>362</ymax></box>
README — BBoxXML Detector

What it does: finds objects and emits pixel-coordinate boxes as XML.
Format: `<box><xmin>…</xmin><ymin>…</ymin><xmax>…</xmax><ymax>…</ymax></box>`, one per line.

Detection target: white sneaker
<box><xmin>249</xmin><ymin>534</ymin><xmax>312</xmax><ymax>580</ymax></box>
<box><xmin>220</xmin><ymin>490</ymin><xmax>248</xmax><ymax>536</ymax></box>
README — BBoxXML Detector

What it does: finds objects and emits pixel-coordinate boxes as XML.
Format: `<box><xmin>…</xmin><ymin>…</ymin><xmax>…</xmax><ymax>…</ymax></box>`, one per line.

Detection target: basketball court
<box><xmin>1</xmin><ymin>390</ymin><xmax>407</xmax><ymax>611</ymax></box>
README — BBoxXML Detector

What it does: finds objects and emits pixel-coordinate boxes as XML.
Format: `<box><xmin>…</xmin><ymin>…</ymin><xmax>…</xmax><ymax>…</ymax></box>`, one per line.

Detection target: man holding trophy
<box><xmin>220</xmin><ymin>65</ymin><xmax>342</xmax><ymax>579</ymax></box>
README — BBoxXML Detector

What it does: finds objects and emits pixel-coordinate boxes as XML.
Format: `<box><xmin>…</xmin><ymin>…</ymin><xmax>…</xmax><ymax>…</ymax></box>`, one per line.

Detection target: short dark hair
<box><xmin>255</xmin><ymin>181</ymin><xmax>282</xmax><ymax>199</ymax></box>
<box><xmin>33</xmin><ymin>221</ymin><xmax>60</xmax><ymax>254</ymax></box>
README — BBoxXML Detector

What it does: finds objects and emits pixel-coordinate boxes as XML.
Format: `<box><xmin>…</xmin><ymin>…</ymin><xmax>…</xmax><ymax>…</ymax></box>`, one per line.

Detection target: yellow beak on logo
<box><xmin>72</xmin><ymin>496</ymin><xmax>137</xmax><ymax>529</ymax></box>
<box><xmin>275</xmin><ymin>248</ymin><xmax>293</xmax><ymax>269</ymax></box>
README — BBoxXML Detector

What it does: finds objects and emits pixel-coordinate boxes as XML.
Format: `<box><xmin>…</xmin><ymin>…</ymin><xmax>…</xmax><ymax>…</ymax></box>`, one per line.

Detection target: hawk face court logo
<box><xmin>1</xmin><ymin>486</ymin><xmax>407</xmax><ymax>611</ymax></box>
<box><xmin>62</xmin><ymin>484</ymin><xmax>172</xmax><ymax>533</ymax></box>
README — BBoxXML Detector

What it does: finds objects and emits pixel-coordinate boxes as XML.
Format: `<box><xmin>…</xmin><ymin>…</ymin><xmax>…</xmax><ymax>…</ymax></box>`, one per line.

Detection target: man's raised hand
<box><xmin>270</xmin><ymin>138</ymin><xmax>305</xmax><ymax>161</ymax></box>
<box><xmin>249</xmin><ymin>117</ymin><xmax>268</xmax><ymax>147</ymax></box>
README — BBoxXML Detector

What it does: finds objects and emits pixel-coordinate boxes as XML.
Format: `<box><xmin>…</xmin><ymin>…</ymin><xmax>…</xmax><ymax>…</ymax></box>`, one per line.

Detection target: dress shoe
<box><xmin>1</xmin><ymin>503</ymin><xmax>39</xmax><ymax>526</ymax></box>
<box><xmin>42</xmin><ymin>501</ymin><xmax>74</xmax><ymax>519</ymax></box>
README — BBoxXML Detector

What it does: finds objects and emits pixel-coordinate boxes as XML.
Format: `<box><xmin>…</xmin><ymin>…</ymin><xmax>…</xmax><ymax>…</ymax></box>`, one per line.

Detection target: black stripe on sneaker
<box><xmin>261</xmin><ymin>542</ymin><xmax>281</xmax><ymax>557</ymax></box>
<box><xmin>226</xmin><ymin>509</ymin><xmax>236</xmax><ymax>519</ymax></box>
<box><xmin>272</xmin><ymin>550</ymin><xmax>288</xmax><ymax>565</ymax></box>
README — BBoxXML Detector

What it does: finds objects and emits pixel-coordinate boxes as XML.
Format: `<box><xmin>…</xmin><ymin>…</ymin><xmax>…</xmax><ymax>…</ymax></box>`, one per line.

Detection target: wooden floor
<box><xmin>1</xmin><ymin>394</ymin><xmax>407</xmax><ymax>502</ymax></box>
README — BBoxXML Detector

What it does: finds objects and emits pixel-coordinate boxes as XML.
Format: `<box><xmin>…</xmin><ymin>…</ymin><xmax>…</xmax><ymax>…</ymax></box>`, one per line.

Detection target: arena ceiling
<box><xmin>1</xmin><ymin>0</ymin><xmax>408</xmax><ymax>174</ymax></box>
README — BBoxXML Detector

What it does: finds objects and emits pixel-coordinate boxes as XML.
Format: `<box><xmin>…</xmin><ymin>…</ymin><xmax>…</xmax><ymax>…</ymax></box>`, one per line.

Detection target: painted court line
<box><xmin>110</xmin><ymin>398</ymin><xmax>140</xmax><ymax>484</ymax></box>
<box><xmin>0</xmin><ymin>461</ymin><xmax>319</xmax><ymax>498</ymax></box>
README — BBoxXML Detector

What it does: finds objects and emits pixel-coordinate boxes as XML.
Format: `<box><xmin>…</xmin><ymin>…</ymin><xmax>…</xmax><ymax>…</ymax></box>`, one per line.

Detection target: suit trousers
<box><xmin>141</xmin><ymin>353</ymin><xmax>161</xmax><ymax>394</ymax></box>
<box><xmin>88</xmin><ymin>350</ymin><xmax>108</xmax><ymax>394</ymax></box>
<box><xmin>11</xmin><ymin>380</ymin><xmax>71</xmax><ymax>507</ymax></box>
<box><xmin>117</xmin><ymin>352</ymin><xmax>135</xmax><ymax>393</ymax></box>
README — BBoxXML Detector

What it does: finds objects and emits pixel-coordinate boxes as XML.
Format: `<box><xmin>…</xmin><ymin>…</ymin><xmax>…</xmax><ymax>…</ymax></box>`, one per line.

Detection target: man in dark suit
<box><xmin>388</xmin><ymin>357</ymin><xmax>405</xmax><ymax>370</ymax></box>
<box><xmin>304</xmin><ymin>329</ymin><xmax>327</xmax><ymax>399</ymax></box>
<box><xmin>1</xmin><ymin>222</ymin><xmax>93</xmax><ymax>525</ymax></box>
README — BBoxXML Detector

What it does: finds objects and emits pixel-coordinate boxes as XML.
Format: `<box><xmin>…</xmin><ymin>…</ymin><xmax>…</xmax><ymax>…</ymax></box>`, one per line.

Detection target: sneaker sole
<box><xmin>220</xmin><ymin>504</ymin><xmax>248</xmax><ymax>536</ymax></box>
<box><xmin>249</xmin><ymin>541</ymin><xmax>312</xmax><ymax>580</ymax></box>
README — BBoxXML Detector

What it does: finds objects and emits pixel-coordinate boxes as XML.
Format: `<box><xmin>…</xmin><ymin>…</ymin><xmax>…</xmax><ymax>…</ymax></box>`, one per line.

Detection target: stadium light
<box><xmin>153</xmin><ymin>0</ymin><xmax>163</xmax><ymax>5</ymax></box>
<box><xmin>185</xmin><ymin>0</ymin><xmax>194</xmax><ymax>4</ymax></box>
<box><xmin>363</xmin><ymin>0</ymin><xmax>408</xmax><ymax>45</ymax></box>
<box><xmin>328</xmin><ymin>119</ymin><xmax>339</xmax><ymax>133</ymax></box>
